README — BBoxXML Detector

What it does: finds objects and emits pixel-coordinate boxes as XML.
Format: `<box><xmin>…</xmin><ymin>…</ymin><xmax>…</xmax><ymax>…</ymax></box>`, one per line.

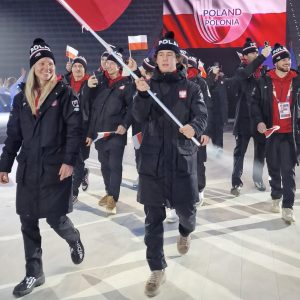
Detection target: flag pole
<box><xmin>56</xmin><ymin>0</ymin><xmax>200</xmax><ymax>147</ymax></box>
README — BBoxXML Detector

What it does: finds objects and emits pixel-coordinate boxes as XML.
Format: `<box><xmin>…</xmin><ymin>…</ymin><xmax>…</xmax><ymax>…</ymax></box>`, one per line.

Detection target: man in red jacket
<box><xmin>252</xmin><ymin>43</ymin><xmax>300</xmax><ymax>223</ymax></box>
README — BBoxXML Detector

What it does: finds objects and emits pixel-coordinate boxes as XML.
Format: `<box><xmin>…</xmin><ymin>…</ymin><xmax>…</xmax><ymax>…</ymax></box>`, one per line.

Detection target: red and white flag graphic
<box><xmin>94</xmin><ymin>131</ymin><xmax>115</xmax><ymax>142</ymax></box>
<box><xmin>163</xmin><ymin>0</ymin><xmax>286</xmax><ymax>48</ymax></box>
<box><xmin>59</xmin><ymin>0</ymin><xmax>131</xmax><ymax>31</ymax></box>
<box><xmin>132</xmin><ymin>132</ymin><xmax>143</xmax><ymax>150</ymax></box>
<box><xmin>128</xmin><ymin>35</ymin><xmax>148</xmax><ymax>51</ymax></box>
<box><xmin>264</xmin><ymin>125</ymin><xmax>280</xmax><ymax>138</ymax></box>
<box><xmin>66</xmin><ymin>45</ymin><xmax>78</xmax><ymax>59</ymax></box>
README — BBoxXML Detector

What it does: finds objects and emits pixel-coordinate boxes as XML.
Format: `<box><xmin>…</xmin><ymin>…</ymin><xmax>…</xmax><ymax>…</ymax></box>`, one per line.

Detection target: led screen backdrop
<box><xmin>163</xmin><ymin>0</ymin><xmax>286</xmax><ymax>49</ymax></box>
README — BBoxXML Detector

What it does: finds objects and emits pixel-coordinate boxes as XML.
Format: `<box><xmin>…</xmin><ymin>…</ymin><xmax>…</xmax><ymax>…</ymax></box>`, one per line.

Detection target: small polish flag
<box><xmin>128</xmin><ymin>35</ymin><xmax>148</xmax><ymax>51</ymax></box>
<box><xmin>66</xmin><ymin>45</ymin><xmax>79</xmax><ymax>60</ymax></box>
<box><xmin>132</xmin><ymin>132</ymin><xmax>143</xmax><ymax>150</ymax></box>
<box><xmin>264</xmin><ymin>125</ymin><xmax>280</xmax><ymax>138</ymax></box>
<box><xmin>198</xmin><ymin>60</ymin><xmax>207</xmax><ymax>78</ymax></box>
<box><xmin>94</xmin><ymin>131</ymin><xmax>115</xmax><ymax>142</ymax></box>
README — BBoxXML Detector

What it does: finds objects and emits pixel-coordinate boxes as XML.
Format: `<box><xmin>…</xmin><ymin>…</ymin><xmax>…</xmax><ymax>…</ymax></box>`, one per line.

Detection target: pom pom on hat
<box><xmin>271</xmin><ymin>43</ymin><xmax>290</xmax><ymax>64</ymax></box>
<box><xmin>242</xmin><ymin>37</ymin><xmax>258</xmax><ymax>55</ymax></box>
<box><xmin>155</xmin><ymin>31</ymin><xmax>180</xmax><ymax>55</ymax></box>
<box><xmin>29</xmin><ymin>38</ymin><xmax>55</xmax><ymax>68</ymax></box>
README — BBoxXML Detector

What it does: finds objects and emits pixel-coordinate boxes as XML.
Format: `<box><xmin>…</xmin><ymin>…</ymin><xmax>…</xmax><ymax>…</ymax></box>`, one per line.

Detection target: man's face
<box><xmin>276</xmin><ymin>57</ymin><xmax>291</xmax><ymax>73</ymax></box>
<box><xmin>101</xmin><ymin>57</ymin><xmax>108</xmax><ymax>71</ymax></box>
<box><xmin>105</xmin><ymin>60</ymin><xmax>120</xmax><ymax>77</ymax></box>
<box><xmin>71</xmin><ymin>63</ymin><xmax>85</xmax><ymax>80</ymax></box>
<box><xmin>244</xmin><ymin>51</ymin><xmax>258</xmax><ymax>63</ymax></box>
<box><xmin>156</xmin><ymin>50</ymin><xmax>178</xmax><ymax>73</ymax></box>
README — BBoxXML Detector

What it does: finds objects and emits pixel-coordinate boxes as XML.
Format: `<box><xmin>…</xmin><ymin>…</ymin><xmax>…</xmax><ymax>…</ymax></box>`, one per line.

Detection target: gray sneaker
<box><xmin>230</xmin><ymin>185</ymin><xmax>242</xmax><ymax>197</ymax></box>
<box><xmin>144</xmin><ymin>270</ymin><xmax>166</xmax><ymax>297</ymax></box>
<box><xmin>282</xmin><ymin>208</ymin><xmax>295</xmax><ymax>223</ymax></box>
<box><xmin>177</xmin><ymin>234</ymin><xmax>191</xmax><ymax>255</ymax></box>
<box><xmin>271</xmin><ymin>199</ymin><xmax>281</xmax><ymax>213</ymax></box>
<box><xmin>254</xmin><ymin>181</ymin><xmax>266</xmax><ymax>191</ymax></box>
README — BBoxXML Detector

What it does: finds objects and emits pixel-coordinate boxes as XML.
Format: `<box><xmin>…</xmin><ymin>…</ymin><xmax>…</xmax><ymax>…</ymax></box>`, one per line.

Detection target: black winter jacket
<box><xmin>206</xmin><ymin>72</ymin><xmax>228</xmax><ymax>124</ymax></box>
<box><xmin>189</xmin><ymin>74</ymin><xmax>213</xmax><ymax>137</ymax></box>
<box><xmin>132</xmin><ymin>69</ymin><xmax>207</xmax><ymax>207</ymax></box>
<box><xmin>87</xmin><ymin>73</ymin><xmax>135</xmax><ymax>148</ymax></box>
<box><xmin>232</xmin><ymin>54</ymin><xmax>266</xmax><ymax>139</ymax></box>
<box><xmin>0</xmin><ymin>81</ymin><xmax>82</xmax><ymax>218</ymax></box>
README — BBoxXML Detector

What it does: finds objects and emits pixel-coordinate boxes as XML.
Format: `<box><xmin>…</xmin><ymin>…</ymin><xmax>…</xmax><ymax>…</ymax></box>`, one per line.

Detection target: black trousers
<box><xmin>97</xmin><ymin>144</ymin><xmax>125</xmax><ymax>201</ymax></box>
<box><xmin>232</xmin><ymin>134</ymin><xmax>265</xmax><ymax>186</ymax></box>
<box><xmin>72</xmin><ymin>148</ymin><xmax>86</xmax><ymax>196</ymax></box>
<box><xmin>20</xmin><ymin>214</ymin><xmax>80</xmax><ymax>277</ymax></box>
<box><xmin>73</xmin><ymin>125</ymin><xmax>91</xmax><ymax>196</ymax></box>
<box><xmin>197</xmin><ymin>146</ymin><xmax>207</xmax><ymax>192</ymax></box>
<box><xmin>211</xmin><ymin>118</ymin><xmax>224</xmax><ymax>149</ymax></box>
<box><xmin>144</xmin><ymin>203</ymin><xmax>196</xmax><ymax>271</ymax></box>
<box><xmin>266</xmin><ymin>133</ymin><xmax>296</xmax><ymax>208</ymax></box>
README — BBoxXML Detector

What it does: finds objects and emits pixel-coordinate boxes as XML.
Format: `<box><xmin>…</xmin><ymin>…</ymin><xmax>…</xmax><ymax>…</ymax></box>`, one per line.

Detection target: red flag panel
<box><xmin>163</xmin><ymin>0</ymin><xmax>286</xmax><ymax>49</ymax></box>
<box><xmin>62</xmin><ymin>0</ymin><xmax>131</xmax><ymax>31</ymax></box>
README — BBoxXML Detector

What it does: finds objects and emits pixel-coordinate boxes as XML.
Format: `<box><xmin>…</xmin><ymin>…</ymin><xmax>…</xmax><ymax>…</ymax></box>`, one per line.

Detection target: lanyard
<box><xmin>272</xmin><ymin>81</ymin><xmax>292</xmax><ymax>103</ymax></box>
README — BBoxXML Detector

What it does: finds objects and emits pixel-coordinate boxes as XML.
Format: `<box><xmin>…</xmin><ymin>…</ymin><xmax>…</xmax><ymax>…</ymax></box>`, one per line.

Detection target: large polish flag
<box><xmin>163</xmin><ymin>0</ymin><xmax>286</xmax><ymax>48</ymax></box>
<box><xmin>58</xmin><ymin>0</ymin><xmax>131</xmax><ymax>31</ymax></box>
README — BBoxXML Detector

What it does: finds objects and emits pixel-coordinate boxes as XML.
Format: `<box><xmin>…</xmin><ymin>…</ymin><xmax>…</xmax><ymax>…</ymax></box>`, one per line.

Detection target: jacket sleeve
<box><xmin>61</xmin><ymin>87</ymin><xmax>83</xmax><ymax>166</ymax></box>
<box><xmin>198</xmin><ymin>78</ymin><xmax>213</xmax><ymax>137</ymax></box>
<box><xmin>132</xmin><ymin>90</ymin><xmax>153</xmax><ymax>123</ymax></box>
<box><xmin>0</xmin><ymin>94</ymin><xmax>23</xmax><ymax>172</ymax></box>
<box><xmin>206</xmin><ymin>72</ymin><xmax>217</xmax><ymax>89</ymax></box>
<box><xmin>251</xmin><ymin>79</ymin><xmax>264</xmax><ymax>127</ymax></box>
<box><xmin>235</xmin><ymin>54</ymin><xmax>266</xmax><ymax>81</ymax></box>
<box><xmin>120</xmin><ymin>82</ymin><xmax>135</xmax><ymax>129</ymax></box>
<box><xmin>189</xmin><ymin>84</ymin><xmax>208</xmax><ymax>138</ymax></box>
<box><xmin>79</xmin><ymin>81</ymin><xmax>92</xmax><ymax>124</ymax></box>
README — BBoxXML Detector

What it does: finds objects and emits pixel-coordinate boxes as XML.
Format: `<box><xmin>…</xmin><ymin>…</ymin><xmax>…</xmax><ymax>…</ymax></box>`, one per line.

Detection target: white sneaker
<box><xmin>166</xmin><ymin>208</ymin><xmax>178</xmax><ymax>223</ymax></box>
<box><xmin>144</xmin><ymin>270</ymin><xmax>166</xmax><ymax>297</ymax></box>
<box><xmin>196</xmin><ymin>191</ymin><xmax>204</xmax><ymax>207</ymax></box>
<box><xmin>282</xmin><ymin>208</ymin><xmax>296</xmax><ymax>223</ymax></box>
<box><xmin>271</xmin><ymin>199</ymin><xmax>281</xmax><ymax>213</ymax></box>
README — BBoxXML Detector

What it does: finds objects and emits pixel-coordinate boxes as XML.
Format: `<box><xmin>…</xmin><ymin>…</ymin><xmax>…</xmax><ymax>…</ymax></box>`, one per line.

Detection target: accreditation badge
<box><xmin>278</xmin><ymin>102</ymin><xmax>291</xmax><ymax>119</ymax></box>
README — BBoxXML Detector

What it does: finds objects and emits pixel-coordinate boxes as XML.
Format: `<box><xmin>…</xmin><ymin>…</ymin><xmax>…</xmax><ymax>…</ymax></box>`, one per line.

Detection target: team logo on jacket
<box><xmin>51</xmin><ymin>100</ymin><xmax>58</xmax><ymax>107</ymax></box>
<box><xmin>119</xmin><ymin>85</ymin><xmax>125</xmax><ymax>90</ymax></box>
<box><xmin>72</xmin><ymin>99</ymin><xmax>80</xmax><ymax>111</ymax></box>
<box><xmin>179</xmin><ymin>90</ymin><xmax>187</xmax><ymax>99</ymax></box>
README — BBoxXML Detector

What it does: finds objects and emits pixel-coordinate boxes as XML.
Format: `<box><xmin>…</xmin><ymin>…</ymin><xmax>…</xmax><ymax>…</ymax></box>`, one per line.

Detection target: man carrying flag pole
<box><xmin>56</xmin><ymin>0</ymin><xmax>201</xmax><ymax>147</ymax></box>
<box><xmin>133</xmin><ymin>31</ymin><xmax>207</xmax><ymax>296</ymax></box>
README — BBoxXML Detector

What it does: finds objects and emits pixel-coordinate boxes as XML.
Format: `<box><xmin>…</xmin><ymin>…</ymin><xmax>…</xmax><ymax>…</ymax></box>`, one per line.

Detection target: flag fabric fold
<box><xmin>60</xmin><ymin>0</ymin><xmax>131</xmax><ymax>31</ymax></box>
<box><xmin>66</xmin><ymin>45</ymin><xmax>78</xmax><ymax>59</ymax></box>
<box><xmin>264</xmin><ymin>125</ymin><xmax>280</xmax><ymax>138</ymax></box>
<box><xmin>94</xmin><ymin>131</ymin><xmax>116</xmax><ymax>142</ymax></box>
<box><xmin>132</xmin><ymin>132</ymin><xmax>143</xmax><ymax>149</ymax></box>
